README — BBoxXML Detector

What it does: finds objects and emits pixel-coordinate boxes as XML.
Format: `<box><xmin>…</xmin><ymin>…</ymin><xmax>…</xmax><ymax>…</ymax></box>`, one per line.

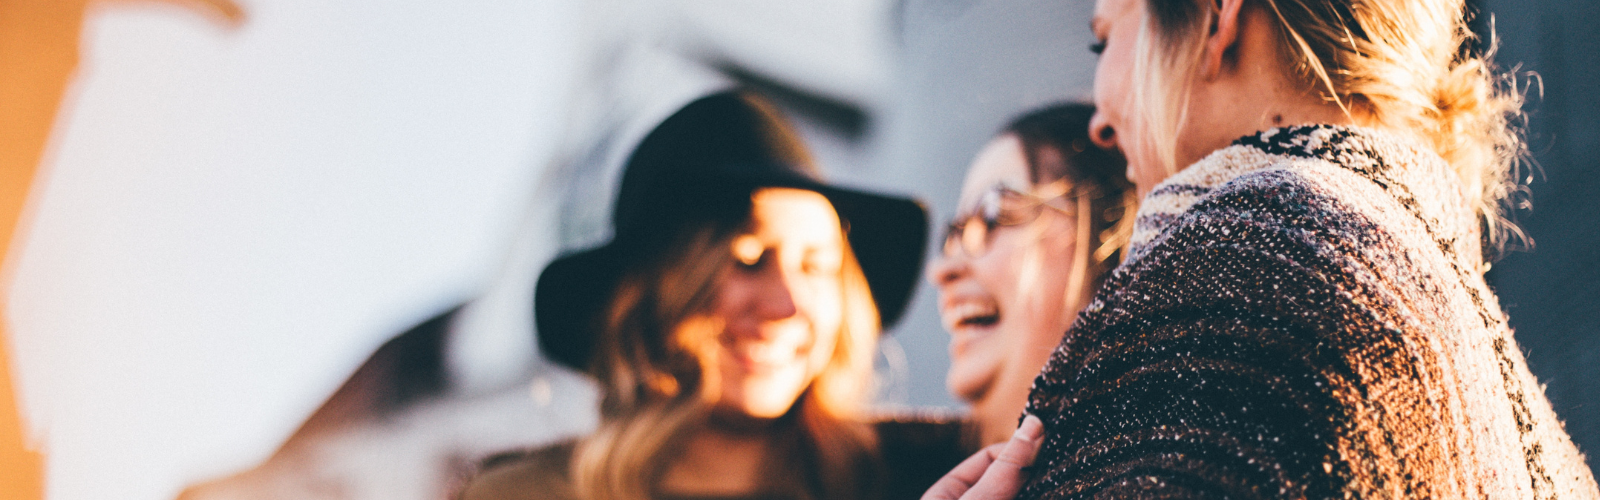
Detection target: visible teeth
<box><xmin>942</xmin><ymin>302</ymin><xmax>999</xmax><ymax>331</ymax></box>
<box><xmin>741</xmin><ymin>344</ymin><xmax>769</xmax><ymax>359</ymax></box>
<box><xmin>728</xmin><ymin>340</ymin><xmax>800</xmax><ymax>366</ymax></box>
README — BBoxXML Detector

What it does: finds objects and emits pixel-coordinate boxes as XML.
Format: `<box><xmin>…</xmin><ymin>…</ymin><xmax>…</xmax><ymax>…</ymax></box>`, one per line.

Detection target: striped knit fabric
<box><xmin>1019</xmin><ymin>125</ymin><xmax>1599</xmax><ymax>499</ymax></box>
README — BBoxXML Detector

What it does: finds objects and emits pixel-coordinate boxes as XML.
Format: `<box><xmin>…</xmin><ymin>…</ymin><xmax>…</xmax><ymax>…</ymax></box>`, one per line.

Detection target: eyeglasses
<box><xmin>941</xmin><ymin>180</ymin><xmax>1080</xmax><ymax>258</ymax></box>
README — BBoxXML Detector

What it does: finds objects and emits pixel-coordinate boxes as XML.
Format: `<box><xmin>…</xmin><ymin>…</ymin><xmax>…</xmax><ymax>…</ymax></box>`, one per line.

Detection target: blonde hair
<box><xmin>572</xmin><ymin>219</ymin><xmax>883</xmax><ymax>500</ymax></box>
<box><xmin>1130</xmin><ymin>0</ymin><xmax>1529</xmax><ymax>257</ymax></box>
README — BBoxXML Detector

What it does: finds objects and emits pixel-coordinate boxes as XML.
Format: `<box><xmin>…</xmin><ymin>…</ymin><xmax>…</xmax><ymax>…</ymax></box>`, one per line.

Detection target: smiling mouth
<box><xmin>943</xmin><ymin>302</ymin><xmax>1000</xmax><ymax>332</ymax></box>
<box><xmin>961</xmin><ymin>313</ymin><xmax>1000</xmax><ymax>328</ymax></box>
<box><xmin>724</xmin><ymin>340</ymin><xmax>803</xmax><ymax>376</ymax></box>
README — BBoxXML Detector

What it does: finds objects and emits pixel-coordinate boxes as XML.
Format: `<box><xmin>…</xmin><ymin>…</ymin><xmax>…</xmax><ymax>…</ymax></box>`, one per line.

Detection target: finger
<box><xmin>964</xmin><ymin>414</ymin><xmax>1044</xmax><ymax>499</ymax></box>
<box><xmin>921</xmin><ymin>443</ymin><xmax>1005</xmax><ymax>500</ymax></box>
<box><xmin>993</xmin><ymin>414</ymin><xmax>1043</xmax><ymax>468</ymax></box>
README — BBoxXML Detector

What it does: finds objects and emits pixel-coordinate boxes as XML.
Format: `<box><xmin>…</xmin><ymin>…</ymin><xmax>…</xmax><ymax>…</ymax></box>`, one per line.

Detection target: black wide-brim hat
<box><xmin>535</xmin><ymin>91</ymin><xmax>928</xmax><ymax>372</ymax></box>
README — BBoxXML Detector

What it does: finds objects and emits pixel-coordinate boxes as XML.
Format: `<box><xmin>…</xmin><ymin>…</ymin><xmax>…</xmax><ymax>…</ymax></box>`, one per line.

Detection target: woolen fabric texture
<box><xmin>1020</xmin><ymin>125</ymin><xmax>1599</xmax><ymax>499</ymax></box>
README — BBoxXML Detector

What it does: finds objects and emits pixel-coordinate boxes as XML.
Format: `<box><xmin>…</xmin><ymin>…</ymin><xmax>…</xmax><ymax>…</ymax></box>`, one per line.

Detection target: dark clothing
<box><xmin>462</xmin><ymin>417</ymin><xmax>971</xmax><ymax>500</ymax></box>
<box><xmin>1020</xmin><ymin>126</ymin><xmax>1597</xmax><ymax>499</ymax></box>
<box><xmin>874</xmin><ymin>418</ymin><xmax>973</xmax><ymax>500</ymax></box>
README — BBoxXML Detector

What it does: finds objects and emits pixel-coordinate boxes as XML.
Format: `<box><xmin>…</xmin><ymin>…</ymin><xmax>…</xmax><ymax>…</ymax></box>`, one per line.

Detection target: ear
<box><xmin>1202</xmin><ymin>0</ymin><xmax>1247</xmax><ymax>80</ymax></box>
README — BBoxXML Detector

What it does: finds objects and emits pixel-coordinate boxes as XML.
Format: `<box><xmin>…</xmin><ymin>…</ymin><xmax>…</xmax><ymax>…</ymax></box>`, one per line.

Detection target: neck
<box><xmin>970</xmin><ymin>393</ymin><xmax>1022</xmax><ymax>446</ymax></box>
<box><xmin>1160</xmin><ymin>4</ymin><xmax>1366</xmax><ymax>193</ymax></box>
<box><xmin>1181</xmin><ymin>82</ymin><xmax>1357</xmax><ymax>168</ymax></box>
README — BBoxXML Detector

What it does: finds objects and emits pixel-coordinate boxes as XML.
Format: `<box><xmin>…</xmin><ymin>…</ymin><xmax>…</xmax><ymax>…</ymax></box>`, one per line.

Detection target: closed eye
<box><xmin>732</xmin><ymin>235</ymin><xmax>766</xmax><ymax>269</ymax></box>
<box><xmin>800</xmin><ymin>248</ymin><xmax>843</xmax><ymax>276</ymax></box>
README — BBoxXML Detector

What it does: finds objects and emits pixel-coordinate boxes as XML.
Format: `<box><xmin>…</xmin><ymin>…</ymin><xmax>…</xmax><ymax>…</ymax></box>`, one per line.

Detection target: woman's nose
<box><xmin>755</xmin><ymin>268</ymin><xmax>800</xmax><ymax>321</ymax></box>
<box><xmin>1089</xmin><ymin>111</ymin><xmax>1118</xmax><ymax>151</ymax></box>
<box><xmin>926</xmin><ymin>250</ymin><xmax>968</xmax><ymax>288</ymax></box>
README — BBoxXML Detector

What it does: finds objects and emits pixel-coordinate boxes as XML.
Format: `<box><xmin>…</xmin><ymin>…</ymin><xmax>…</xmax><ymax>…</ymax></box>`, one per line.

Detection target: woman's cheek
<box><xmin>809</xmin><ymin>280</ymin><xmax>845</xmax><ymax>367</ymax></box>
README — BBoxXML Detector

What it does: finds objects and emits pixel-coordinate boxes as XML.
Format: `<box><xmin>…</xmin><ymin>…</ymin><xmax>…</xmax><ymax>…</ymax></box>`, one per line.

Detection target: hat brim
<box><xmin>535</xmin><ymin>178</ymin><xmax>926</xmax><ymax>372</ymax></box>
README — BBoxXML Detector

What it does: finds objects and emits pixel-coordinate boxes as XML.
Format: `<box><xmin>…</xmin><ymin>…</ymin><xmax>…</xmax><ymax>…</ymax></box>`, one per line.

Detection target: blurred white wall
<box><xmin>6</xmin><ymin>1</ymin><xmax>582</xmax><ymax>498</ymax></box>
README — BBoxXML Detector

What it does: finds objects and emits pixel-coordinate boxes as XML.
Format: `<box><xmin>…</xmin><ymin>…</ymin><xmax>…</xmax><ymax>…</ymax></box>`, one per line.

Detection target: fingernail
<box><xmin>1014</xmin><ymin>414</ymin><xmax>1043</xmax><ymax>441</ymax></box>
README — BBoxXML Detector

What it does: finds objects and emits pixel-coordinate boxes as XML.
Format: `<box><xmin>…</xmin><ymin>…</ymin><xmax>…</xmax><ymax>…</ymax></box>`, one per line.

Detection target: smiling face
<box><xmin>928</xmin><ymin>135</ymin><xmax>1085</xmax><ymax>431</ymax></box>
<box><xmin>702</xmin><ymin>187</ymin><xmax>847</xmax><ymax>420</ymax></box>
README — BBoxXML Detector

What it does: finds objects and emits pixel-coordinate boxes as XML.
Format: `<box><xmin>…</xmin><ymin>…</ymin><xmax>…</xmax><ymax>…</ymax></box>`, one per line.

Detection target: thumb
<box><xmin>964</xmin><ymin>414</ymin><xmax>1044</xmax><ymax>499</ymax></box>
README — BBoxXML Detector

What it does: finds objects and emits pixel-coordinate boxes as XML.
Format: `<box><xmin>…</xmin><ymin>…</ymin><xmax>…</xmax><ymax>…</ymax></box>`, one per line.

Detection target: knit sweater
<box><xmin>1019</xmin><ymin>125</ymin><xmax>1599</xmax><ymax>499</ymax></box>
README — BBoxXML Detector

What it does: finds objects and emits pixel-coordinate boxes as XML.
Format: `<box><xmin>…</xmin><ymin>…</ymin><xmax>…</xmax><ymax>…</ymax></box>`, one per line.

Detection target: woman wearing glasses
<box><xmin>927</xmin><ymin>104</ymin><xmax>1136</xmax><ymax>447</ymax></box>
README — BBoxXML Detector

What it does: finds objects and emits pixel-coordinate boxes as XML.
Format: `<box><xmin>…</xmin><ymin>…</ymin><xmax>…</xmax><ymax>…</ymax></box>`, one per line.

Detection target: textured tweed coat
<box><xmin>1019</xmin><ymin>125</ymin><xmax>1599</xmax><ymax>499</ymax></box>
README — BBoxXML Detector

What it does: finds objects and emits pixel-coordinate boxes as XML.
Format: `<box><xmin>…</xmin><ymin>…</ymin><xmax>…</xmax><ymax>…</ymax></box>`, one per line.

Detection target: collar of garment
<box><xmin>1125</xmin><ymin>124</ymin><xmax>1479</xmax><ymax>264</ymax></box>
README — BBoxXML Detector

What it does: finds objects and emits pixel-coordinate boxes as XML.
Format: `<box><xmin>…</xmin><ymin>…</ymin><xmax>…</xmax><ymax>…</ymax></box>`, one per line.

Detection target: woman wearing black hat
<box><xmin>459</xmin><ymin>91</ymin><xmax>969</xmax><ymax>500</ymax></box>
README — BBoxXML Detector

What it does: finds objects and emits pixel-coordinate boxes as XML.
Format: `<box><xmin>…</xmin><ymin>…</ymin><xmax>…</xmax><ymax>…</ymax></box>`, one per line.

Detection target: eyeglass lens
<box><xmin>943</xmin><ymin>188</ymin><xmax>1004</xmax><ymax>257</ymax></box>
<box><xmin>942</xmin><ymin>217</ymin><xmax>990</xmax><ymax>258</ymax></box>
<box><xmin>941</xmin><ymin>181</ymin><xmax>1076</xmax><ymax>258</ymax></box>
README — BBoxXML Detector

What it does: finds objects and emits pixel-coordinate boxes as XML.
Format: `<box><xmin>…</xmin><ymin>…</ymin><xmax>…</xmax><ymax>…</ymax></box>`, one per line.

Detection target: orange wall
<box><xmin>0</xmin><ymin>1</ymin><xmax>241</xmax><ymax>498</ymax></box>
<box><xmin>0</xmin><ymin>344</ymin><xmax>42</xmax><ymax>500</ymax></box>
<box><xmin>0</xmin><ymin>0</ymin><xmax>84</xmax><ymax>496</ymax></box>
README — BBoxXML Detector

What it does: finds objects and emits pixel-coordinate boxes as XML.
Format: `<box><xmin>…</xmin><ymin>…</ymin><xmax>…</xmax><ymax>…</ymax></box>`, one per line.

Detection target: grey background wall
<box><xmin>1481</xmin><ymin>0</ymin><xmax>1600</xmax><ymax>476</ymax></box>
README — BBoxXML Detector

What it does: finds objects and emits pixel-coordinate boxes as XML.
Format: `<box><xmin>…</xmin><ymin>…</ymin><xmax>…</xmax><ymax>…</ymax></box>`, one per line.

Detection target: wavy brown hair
<box><xmin>571</xmin><ymin>214</ymin><xmax>883</xmax><ymax>500</ymax></box>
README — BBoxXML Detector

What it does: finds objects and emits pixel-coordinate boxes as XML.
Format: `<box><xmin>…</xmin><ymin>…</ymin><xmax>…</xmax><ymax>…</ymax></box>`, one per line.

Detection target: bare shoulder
<box><xmin>458</xmin><ymin>441</ymin><xmax>578</xmax><ymax>500</ymax></box>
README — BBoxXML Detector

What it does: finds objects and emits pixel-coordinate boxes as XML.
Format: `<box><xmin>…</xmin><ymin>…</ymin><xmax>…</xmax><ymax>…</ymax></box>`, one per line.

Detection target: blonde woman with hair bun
<box><xmin>923</xmin><ymin>0</ymin><xmax>1600</xmax><ymax>499</ymax></box>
